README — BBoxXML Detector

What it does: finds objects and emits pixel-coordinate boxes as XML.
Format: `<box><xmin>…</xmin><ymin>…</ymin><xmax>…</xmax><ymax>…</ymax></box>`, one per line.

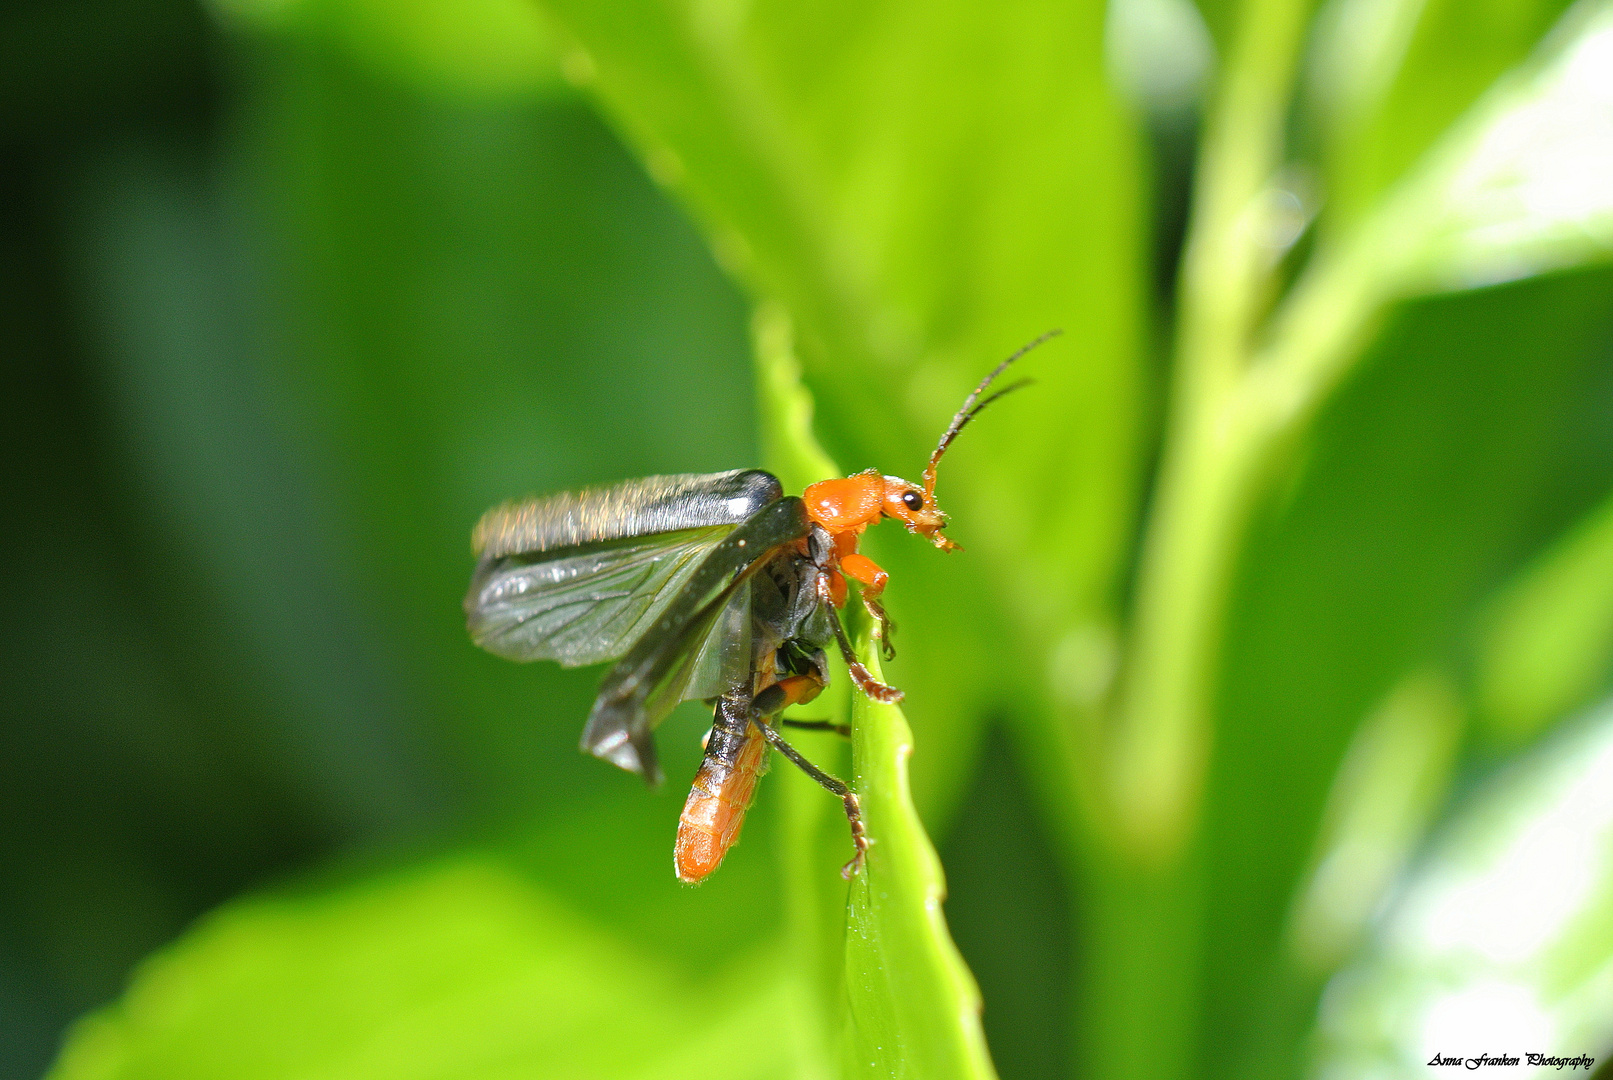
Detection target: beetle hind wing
<box><xmin>580</xmin><ymin>574</ymin><xmax>754</xmax><ymax>786</ymax></box>
<box><xmin>581</xmin><ymin>712</ymin><xmax>664</xmax><ymax>785</ymax></box>
<box><xmin>465</xmin><ymin>526</ymin><xmax>731</xmax><ymax>668</ymax></box>
<box><xmin>578</xmin><ymin>497</ymin><xmax>811</xmax><ymax>782</ymax></box>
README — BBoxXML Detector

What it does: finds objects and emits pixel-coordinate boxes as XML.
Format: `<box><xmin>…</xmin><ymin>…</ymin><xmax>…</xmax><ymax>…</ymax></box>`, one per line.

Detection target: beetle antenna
<box><xmin>922</xmin><ymin>329</ymin><xmax>1061</xmax><ymax>497</ymax></box>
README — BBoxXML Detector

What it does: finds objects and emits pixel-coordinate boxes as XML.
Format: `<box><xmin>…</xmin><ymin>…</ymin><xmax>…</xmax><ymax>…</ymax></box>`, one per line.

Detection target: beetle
<box><xmin>464</xmin><ymin>331</ymin><xmax>1055</xmax><ymax>883</ymax></box>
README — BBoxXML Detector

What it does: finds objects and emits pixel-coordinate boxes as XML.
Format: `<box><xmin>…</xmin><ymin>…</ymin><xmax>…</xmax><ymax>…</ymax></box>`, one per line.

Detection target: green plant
<box><xmin>43</xmin><ymin>0</ymin><xmax>1613</xmax><ymax>1077</ymax></box>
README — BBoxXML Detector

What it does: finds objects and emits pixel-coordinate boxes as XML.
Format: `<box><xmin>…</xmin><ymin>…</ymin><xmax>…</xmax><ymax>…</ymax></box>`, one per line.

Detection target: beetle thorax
<box><xmin>801</xmin><ymin>468</ymin><xmax>951</xmax><ymax>548</ymax></box>
<box><xmin>801</xmin><ymin>471</ymin><xmax>885</xmax><ymax>533</ymax></box>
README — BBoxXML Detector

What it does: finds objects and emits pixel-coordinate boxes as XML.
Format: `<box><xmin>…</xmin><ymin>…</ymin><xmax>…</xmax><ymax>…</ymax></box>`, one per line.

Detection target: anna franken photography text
<box><xmin>1427</xmin><ymin>1052</ymin><xmax>1596</xmax><ymax>1071</ymax></box>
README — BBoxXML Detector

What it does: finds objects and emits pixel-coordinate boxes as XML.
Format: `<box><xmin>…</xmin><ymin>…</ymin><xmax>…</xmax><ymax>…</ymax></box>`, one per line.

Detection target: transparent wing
<box><xmin>585</xmin><ymin>576</ymin><xmax>757</xmax><ymax>782</ymax></box>
<box><xmin>581</xmin><ymin>497</ymin><xmax>811</xmax><ymax>783</ymax></box>
<box><xmin>645</xmin><ymin>576</ymin><xmax>754</xmax><ymax>723</ymax></box>
<box><xmin>464</xmin><ymin>526</ymin><xmax>732</xmax><ymax>668</ymax></box>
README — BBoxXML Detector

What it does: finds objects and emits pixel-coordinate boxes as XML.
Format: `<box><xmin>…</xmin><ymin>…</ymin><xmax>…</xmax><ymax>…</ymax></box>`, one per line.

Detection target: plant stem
<box><xmin>1112</xmin><ymin>0</ymin><xmax>1314</xmax><ymax>863</ymax></box>
<box><xmin>1108</xmin><ymin>188</ymin><xmax>1398</xmax><ymax>866</ymax></box>
<box><xmin>1174</xmin><ymin>0</ymin><xmax>1315</xmax><ymax>411</ymax></box>
<box><xmin>1113</xmin><ymin>406</ymin><xmax>1270</xmax><ymax>856</ymax></box>
<box><xmin>1086</xmin><ymin>1</ymin><xmax>1316</xmax><ymax>1077</ymax></box>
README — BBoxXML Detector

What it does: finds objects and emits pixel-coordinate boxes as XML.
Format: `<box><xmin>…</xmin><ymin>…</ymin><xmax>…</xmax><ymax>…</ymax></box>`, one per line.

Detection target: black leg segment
<box><xmin>752</xmin><ymin>718</ymin><xmax>869</xmax><ymax>879</ymax></box>
<box><xmin>816</xmin><ymin>574</ymin><xmax>903</xmax><ymax>704</ymax></box>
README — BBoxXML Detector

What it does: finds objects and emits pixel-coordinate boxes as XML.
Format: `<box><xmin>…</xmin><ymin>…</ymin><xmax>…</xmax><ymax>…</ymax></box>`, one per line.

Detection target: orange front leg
<box><xmin>841</xmin><ymin>552</ymin><xmax>896</xmax><ymax>661</ymax></box>
<box><xmin>841</xmin><ymin>552</ymin><xmax>888</xmax><ymax>599</ymax></box>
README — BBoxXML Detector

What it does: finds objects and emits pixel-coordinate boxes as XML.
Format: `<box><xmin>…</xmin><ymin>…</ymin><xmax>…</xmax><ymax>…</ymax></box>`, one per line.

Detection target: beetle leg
<box><xmin>870</xmin><ymin>598</ymin><xmax>897</xmax><ymax>662</ymax></box>
<box><xmin>840</xmin><ymin>553</ymin><xmax>896</xmax><ymax>661</ymax></box>
<box><xmin>839</xmin><ymin>552</ymin><xmax>888</xmax><ymax>598</ymax></box>
<box><xmin>828</xmin><ymin>570</ymin><xmax>848</xmax><ymax>608</ymax></box>
<box><xmin>752</xmin><ymin>717</ymin><xmax>869</xmax><ymax>878</ymax></box>
<box><xmin>817</xmin><ymin>573</ymin><xmax>904</xmax><ymax>703</ymax></box>
<box><xmin>754</xmin><ymin>675</ymin><xmax>847</xmax><ymax>734</ymax></box>
<box><xmin>752</xmin><ymin>674</ymin><xmax>826</xmax><ymax>716</ymax></box>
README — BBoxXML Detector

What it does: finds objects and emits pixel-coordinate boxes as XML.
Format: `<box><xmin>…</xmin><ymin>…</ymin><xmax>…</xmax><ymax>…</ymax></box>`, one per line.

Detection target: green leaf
<box><xmin>208</xmin><ymin>0</ymin><xmax>566</xmax><ymax>100</ymax></box>
<box><xmin>536</xmin><ymin>0</ymin><xmax>1150</xmax><ymax>835</ymax></box>
<box><xmin>1312</xmin><ymin>697</ymin><xmax>1613</xmax><ymax>1074</ymax></box>
<box><xmin>1309</xmin><ymin>0</ymin><xmax>1578</xmax><ymax>230</ymax></box>
<box><xmin>843</xmin><ymin>639</ymin><xmax>995</xmax><ymax>1080</ymax></box>
<box><xmin>754</xmin><ymin>309</ymin><xmax>996</xmax><ymax>1080</ymax></box>
<box><xmin>1479</xmin><ymin>488</ymin><xmax>1613</xmax><ymax>748</ymax></box>
<box><xmin>49</xmin><ymin>854</ymin><xmax>795</xmax><ymax>1080</ymax></box>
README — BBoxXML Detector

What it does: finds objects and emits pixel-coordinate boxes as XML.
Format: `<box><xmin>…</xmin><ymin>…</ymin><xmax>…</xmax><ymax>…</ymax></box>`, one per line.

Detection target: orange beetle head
<box><xmin>877</xmin><ymin>474</ymin><xmax>955</xmax><ymax>551</ymax></box>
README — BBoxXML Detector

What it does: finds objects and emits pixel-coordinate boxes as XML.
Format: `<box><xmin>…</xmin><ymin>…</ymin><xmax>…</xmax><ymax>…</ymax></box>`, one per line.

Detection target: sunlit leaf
<box><xmin>1479</xmin><ymin>488</ymin><xmax>1613</xmax><ymax>747</ymax></box>
<box><xmin>1205</xmin><ymin>262</ymin><xmax>1613</xmax><ymax>1078</ymax></box>
<box><xmin>1287</xmin><ymin>670</ymin><xmax>1464</xmax><ymax>973</ymax></box>
<box><xmin>1106</xmin><ymin>0</ymin><xmax>1216</xmax><ymax>114</ymax></box>
<box><xmin>1399</xmin><ymin>0</ymin><xmax>1613</xmax><ymax>290</ymax></box>
<box><xmin>1312</xmin><ymin>698</ymin><xmax>1613</xmax><ymax>1076</ymax></box>
<box><xmin>1240</xmin><ymin>1</ymin><xmax>1613</xmax><ymax>502</ymax></box>
<box><xmin>1309</xmin><ymin>0</ymin><xmax>1613</xmax><ymax>304</ymax></box>
<box><xmin>1309</xmin><ymin>0</ymin><xmax>1577</xmax><ymax>229</ymax></box>
<box><xmin>49</xmin><ymin>856</ymin><xmax>793</xmax><ymax>1080</ymax></box>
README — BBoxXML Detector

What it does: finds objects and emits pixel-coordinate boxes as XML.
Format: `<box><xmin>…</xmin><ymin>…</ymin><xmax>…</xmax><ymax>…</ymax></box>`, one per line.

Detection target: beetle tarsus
<box><xmin>850</xmin><ymin>664</ymin><xmax>904</xmax><ymax>702</ymax></box>
<box><xmin>861</xmin><ymin>594</ymin><xmax>897</xmax><ymax>661</ymax></box>
<box><xmin>841</xmin><ymin>822</ymin><xmax>871</xmax><ymax>880</ymax></box>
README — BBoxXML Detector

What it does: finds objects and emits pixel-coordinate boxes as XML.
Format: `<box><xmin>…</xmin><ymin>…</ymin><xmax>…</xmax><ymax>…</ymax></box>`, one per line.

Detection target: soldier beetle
<box><xmin>465</xmin><ymin>331</ymin><xmax>1056</xmax><ymax>882</ymax></box>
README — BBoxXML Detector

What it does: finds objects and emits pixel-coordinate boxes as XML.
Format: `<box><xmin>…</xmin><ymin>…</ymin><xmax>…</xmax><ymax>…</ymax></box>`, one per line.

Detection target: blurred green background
<box><xmin>2</xmin><ymin>1</ymin><xmax>771</xmax><ymax>1073</ymax></box>
<box><xmin>6</xmin><ymin>0</ymin><xmax>1613</xmax><ymax>1078</ymax></box>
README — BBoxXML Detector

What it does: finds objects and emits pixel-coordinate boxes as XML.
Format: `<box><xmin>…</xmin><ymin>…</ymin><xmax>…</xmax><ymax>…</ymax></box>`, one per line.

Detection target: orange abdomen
<box><xmin>675</xmin><ymin>723</ymin><xmax>770</xmax><ymax>883</ymax></box>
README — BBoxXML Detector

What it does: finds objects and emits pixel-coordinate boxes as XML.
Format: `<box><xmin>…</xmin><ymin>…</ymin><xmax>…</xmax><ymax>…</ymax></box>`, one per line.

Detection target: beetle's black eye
<box><xmin>901</xmin><ymin>491</ymin><xmax>924</xmax><ymax>512</ymax></box>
